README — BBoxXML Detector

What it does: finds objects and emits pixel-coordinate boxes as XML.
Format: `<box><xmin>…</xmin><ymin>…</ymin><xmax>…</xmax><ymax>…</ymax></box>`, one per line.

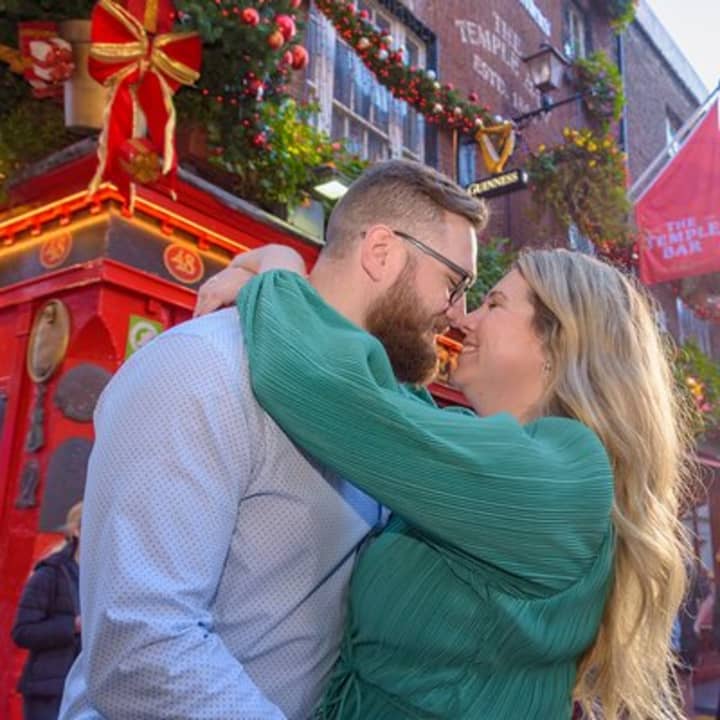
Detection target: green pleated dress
<box><xmin>238</xmin><ymin>271</ymin><xmax>615</xmax><ymax>720</ymax></box>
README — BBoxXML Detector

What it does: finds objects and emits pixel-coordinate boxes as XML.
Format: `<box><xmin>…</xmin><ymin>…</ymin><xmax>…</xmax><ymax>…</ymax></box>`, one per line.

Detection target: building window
<box><xmin>567</xmin><ymin>223</ymin><xmax>595</xmax><ymax>255</ymax></box>
<box><xmin>563</xmin><ymin>2</ymin><xmax>589</xmax><ymax>60</ymax></box>
<box><xmin>665</xmin><ymin>107</ymin><xmax>682</xmax><ymax>156</ymax></box>
<box><xmin>305</xmin><ymin>0</ymin><xmax>428</xmax><ymax>162</ymax></box>
<box><xmin>457</xmin><ymin>141</ymin><xmax>477</xmax><ymax>188</ymax></box>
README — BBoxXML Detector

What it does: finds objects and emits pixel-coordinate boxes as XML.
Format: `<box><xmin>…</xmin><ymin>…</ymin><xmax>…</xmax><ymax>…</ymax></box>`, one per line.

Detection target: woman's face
<box><xmin>448</xmin><ymin>269</ymin><xmax>549</xmax><ymax>422</ymax></box>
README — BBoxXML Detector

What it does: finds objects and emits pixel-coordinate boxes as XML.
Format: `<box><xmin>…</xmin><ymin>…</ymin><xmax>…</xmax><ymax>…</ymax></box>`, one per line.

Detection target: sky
<box><xmin>646</xmin><ymin>0</ymin><xmax>719</xmax><ymax>95</ymax></box>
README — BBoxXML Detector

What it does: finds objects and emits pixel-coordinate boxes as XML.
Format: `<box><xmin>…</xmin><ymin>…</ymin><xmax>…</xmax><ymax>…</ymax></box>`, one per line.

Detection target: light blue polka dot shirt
<box><xmin>59</xmin><ymin>308</ymin><xmax>383</xmax><ymax>720</ymax></box>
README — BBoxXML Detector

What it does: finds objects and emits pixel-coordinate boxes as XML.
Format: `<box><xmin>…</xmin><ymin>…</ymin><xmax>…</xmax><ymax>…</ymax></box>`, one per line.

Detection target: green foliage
<box><xmin>213</xmin><ymin>99</ymin><xmax>366</xmax><ymax>211</ymax></box>
<box><xmin>466</xmin><ymin>237</ymin><xmax>516</xmax><ymax>311</ymax></box>
<box><xmin>526</xmin><ymin>127</ymin><xmax>633</xmax><ymax>260</ymax></box>
<box><xmin>574</xmin><ymin>51</ymin><xmax>625</xmax><ymax>129</ymax></box>
<box><xmin>0</xmin><ymin>97</ymin><xmax>73</xmax><ymax>202</ymax></box>
<box><xmin>674</xmin><ymin>340</ymin><xmax>720</xmax><ymax>438</ymax></box>
<box><xmin>0</xmin><ymin>0</ymin><xmax>95</xmax><ymax>20</ymax></box>
<box><xmin>174</xmin><ymin>0</ymin><xmax>307</xmax><ymax>158</ymax></box>
<box><xmin>594</xmin><ymin>0</ymin><xmax>638</xmax><ymax>32</ymax></box>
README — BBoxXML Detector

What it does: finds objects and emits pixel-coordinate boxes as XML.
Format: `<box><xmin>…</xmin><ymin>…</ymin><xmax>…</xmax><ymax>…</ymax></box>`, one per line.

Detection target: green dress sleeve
<box><xmin>238</xmin><ymin>271</ymin><xmax>614</xmax><ymax>592</ymax></box>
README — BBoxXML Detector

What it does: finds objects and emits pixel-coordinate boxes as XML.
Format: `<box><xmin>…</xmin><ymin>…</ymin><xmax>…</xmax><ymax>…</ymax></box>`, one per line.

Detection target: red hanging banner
<box><xmin>637</xmin><ymin>98</ymin><xmax>720</xmax><ymax>285</ymax></box>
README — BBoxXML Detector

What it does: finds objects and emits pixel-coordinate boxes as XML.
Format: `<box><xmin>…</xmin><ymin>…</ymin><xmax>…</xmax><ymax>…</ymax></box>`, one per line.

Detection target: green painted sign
<box><xmin>125</xmin><ymin>315</ymin><xmax>164</xmax><ymax>359</ymax></box>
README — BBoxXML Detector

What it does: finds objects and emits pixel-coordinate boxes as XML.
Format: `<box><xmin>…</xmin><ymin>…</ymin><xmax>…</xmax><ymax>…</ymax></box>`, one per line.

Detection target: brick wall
<box><xmin>622</xmin><ymin>21</ymin><xmax>700</xmax><ymax>183</ymax></box>
<box><xmin>398</xmin><ymin>0</ymin><xmax>615</xmax><ymax>248</ymax></box>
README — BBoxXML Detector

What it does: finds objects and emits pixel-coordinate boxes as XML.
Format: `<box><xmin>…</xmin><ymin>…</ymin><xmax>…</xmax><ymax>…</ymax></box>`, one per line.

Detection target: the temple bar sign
<box><xmin>467</xmin><ymin>169</ymin><xmax>529</xmax><ymax>199</ymax></box>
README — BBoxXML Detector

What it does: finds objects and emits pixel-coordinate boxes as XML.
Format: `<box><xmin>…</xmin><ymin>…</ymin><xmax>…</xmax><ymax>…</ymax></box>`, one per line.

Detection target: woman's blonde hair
<box><xmin>516</xmin><ymin>249</ymin><xmax>693</xmax><ymax>720</ymax></box>
<box><xmin>62</xmin><ymin>501</ymin><xmax>83</xmax><ymax>540</ymax></box>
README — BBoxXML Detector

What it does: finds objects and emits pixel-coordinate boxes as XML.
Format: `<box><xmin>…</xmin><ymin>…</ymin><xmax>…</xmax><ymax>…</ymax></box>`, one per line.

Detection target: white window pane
<box><xmin>331</xmin><ymin>107</ymin><xmax>346</xmax><ymax>142</ymax></box>
<box><xmin>368</xmin><ymin>132</ymin><xmax>391</xmax><ymax>161</ymax></box>
<box><xmin>373</xmin><ymin>86</ymin><xmax>390</xmax><ymax>132</ymax></box>
<box><xmin>405</xmin><ymin>39</ymin><xmax>419</xmax><ymax>67</ymax></box>
<box><xmin>403</xmin><ymin>107</ymin><xmax>425</xmax><ymax>156</ymax></box>
<box><xmin>355</xmin><ymin>62</ymin><xmax>373</xmax><ymax>119</ymax></box>
<box><xmin>348</xmin><ymin>118</ymin><xmax>365</xmax><ymax>155</ymax></box>
<box><xmin>334</xmin><ymin>43</ymin><xmax>353</xmax><ymax>106</ymax></box>
<box><xmin>376</xmin><ymin>12</ymin><xmax>392</xmax><ymax>33</ymax></box>
<box><xmin>457</xmin><ymin>143</ymin><xmax>477</xmax><ymax>187</ymax></box>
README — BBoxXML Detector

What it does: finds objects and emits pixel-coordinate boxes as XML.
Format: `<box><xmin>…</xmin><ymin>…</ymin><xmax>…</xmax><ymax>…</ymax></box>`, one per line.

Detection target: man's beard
<box><xmin>365</xmin><ymin>261</ymin><xmax>441</xmax><ymax>386</ymax></box>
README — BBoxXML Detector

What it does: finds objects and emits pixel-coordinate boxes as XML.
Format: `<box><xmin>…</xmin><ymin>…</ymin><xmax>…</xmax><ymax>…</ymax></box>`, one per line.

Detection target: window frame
<box><xmin>563</xmin><ymin>1</ymin><xmax>592</xmax><ymax>60</ymax></box>
<box><xmin>304</xmin><ymin>0</ymin><xmax>438</xmax><ymax>164</ymax></box>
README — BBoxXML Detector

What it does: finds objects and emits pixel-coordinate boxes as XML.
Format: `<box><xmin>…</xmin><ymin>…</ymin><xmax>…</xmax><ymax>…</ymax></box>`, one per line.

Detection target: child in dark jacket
<box><xmin>12</xmin><ymin>503</ymin><xmax>82</xmax><ymax>720</ymax></box>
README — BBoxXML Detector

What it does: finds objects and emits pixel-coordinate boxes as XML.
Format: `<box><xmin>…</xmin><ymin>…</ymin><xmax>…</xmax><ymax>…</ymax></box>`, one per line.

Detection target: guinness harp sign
<box><xmin>467</xmin><ymin>169</ymin><xmax>529</xmax><ymax>200</ymax></box>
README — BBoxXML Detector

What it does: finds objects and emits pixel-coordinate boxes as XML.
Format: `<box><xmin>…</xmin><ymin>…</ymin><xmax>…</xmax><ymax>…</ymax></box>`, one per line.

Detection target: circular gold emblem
<box><xmin>27</xmin><ymin>300</ymin><xmax>71</xmax><ymax>383</ymax></box>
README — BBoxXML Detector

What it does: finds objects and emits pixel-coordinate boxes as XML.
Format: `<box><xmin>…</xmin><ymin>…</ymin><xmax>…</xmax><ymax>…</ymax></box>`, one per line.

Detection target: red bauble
<box><xmin>468</xmin><ymin>92</ymin><xmax>479</xmax><ymax>102</ymax></box>
<box><xmin>246</xmin><ymin>77</ymin><xmax>265</xmax><ymax>96</ymax></box>
<box><xmin>281</xmin><ymin>50</ymin><xmax>294</xmax><ymax>66</ymax></box>
<box><xmin>268</xmin><ymin>30</ymin><xmax>285</xmax><ymax>49</ymax></box>
<box><xmin>275</xmin><ymin>14</ymin><xmax>297</xmax><ymax>40</ymax></box>
<box><xmin>253</xmin><ymin>131</ymin><xmax>268</xmax><ymax>147</ymax></box>
<box><xmin>290</xmin><ymin>44</ymin><xmax>309</xmax><ymax>70</ymax></box>
<box><xmin>241</xmin><ymin>7</ymin><xmax>260</xmax><ymax>26</ymax></box>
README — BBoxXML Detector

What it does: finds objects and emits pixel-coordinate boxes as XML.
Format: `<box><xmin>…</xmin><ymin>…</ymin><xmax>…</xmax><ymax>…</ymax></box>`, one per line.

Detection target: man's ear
<box><xmin>360</xmin><ymin>225</ymin><xmax>401</xmax><ymax>282</ymax></box>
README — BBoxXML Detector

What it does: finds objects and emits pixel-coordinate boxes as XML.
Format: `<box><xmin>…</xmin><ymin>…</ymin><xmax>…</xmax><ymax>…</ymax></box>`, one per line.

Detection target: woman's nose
<box><xmin>452</xmin><ymin>307</ymin><xmax>482</xmax><ymax>338</ymax></box>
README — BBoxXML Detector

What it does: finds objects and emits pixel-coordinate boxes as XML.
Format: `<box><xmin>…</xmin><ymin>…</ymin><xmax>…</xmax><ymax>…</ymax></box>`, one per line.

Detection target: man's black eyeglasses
<box><xmin>392</xmin><ymin>229</ymin><xmax>475</xmax><ymax>305</ymax></box>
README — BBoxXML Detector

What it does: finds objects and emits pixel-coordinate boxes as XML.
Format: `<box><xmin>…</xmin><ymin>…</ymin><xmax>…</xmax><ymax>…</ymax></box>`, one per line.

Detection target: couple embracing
<box><xmin>61</xmin><ymin>160</ymin><xmax>690</xmax><ymax>720</ymax></box>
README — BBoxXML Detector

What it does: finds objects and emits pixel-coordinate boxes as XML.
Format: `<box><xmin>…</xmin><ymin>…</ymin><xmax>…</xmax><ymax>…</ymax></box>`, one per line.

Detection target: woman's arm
<box><xmin>194</xmin><ymin>245</ymin><xmax>306</xmax><ymax>317</ymax></box>
<box><xmin>238</xmin><ymin>271</ymin><xmax>614</xmax><ymax>592</ymax></box>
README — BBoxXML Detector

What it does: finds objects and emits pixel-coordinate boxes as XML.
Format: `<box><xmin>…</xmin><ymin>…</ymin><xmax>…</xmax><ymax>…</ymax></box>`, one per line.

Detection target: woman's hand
<box><xmin>194</xmin><ymin>244</ymin><xmax>307</xmax><ymax>317</ymax></box>
<box><xmin>194</xmin><ymin>266</ymin><xmax>258</xmax><ymax>317</ymax></box>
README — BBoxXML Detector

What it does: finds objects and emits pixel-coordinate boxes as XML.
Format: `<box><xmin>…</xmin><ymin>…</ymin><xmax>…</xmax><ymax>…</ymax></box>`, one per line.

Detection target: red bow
<box><xmin>88</xmin><ymin>0</ymin><xmax>201</xmax><ymax>201</ymax></box>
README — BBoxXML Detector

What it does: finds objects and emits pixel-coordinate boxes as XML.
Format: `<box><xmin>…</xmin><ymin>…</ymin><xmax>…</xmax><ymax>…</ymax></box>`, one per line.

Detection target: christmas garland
<box><xmin>314</xmin><ymin>0</ymin><xmax>496</xmax><ymax>134</ymax></box>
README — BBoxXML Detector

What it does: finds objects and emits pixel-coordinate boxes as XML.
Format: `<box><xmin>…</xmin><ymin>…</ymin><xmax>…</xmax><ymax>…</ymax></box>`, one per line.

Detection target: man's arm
<box><xmin>79</xmin><ymin>331</ymin><xmax>285</xmax><ymax>719</ymax></box>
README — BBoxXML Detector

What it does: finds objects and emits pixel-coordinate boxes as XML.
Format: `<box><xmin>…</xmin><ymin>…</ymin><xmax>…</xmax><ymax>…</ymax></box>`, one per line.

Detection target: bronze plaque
<box><xmin>27</xmin><ymin>300</ymin><xmax>71</xmax><ymax>383</ymax></box>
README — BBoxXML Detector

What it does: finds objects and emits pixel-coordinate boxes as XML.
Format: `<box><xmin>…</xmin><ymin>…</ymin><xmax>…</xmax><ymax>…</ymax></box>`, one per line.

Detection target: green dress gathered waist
<box><xmin>237</xmin><ymin>271</ymin><xmax>615</xmax><ymax>720</ymax></box>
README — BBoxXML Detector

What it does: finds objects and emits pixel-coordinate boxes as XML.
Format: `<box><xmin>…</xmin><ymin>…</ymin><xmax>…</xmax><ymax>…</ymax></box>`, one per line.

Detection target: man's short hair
<box><xmin>324</xmin><ymin>159</ymin><xmax>488</xmax><ymax>256</ymax></box>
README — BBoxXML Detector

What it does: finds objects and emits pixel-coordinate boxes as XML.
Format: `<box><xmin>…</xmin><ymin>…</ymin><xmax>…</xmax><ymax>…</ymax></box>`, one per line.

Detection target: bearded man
<box><xmin>60</xmin><ymin>159</ymin><xmax>482</xmax><ymax>720</ymax></box>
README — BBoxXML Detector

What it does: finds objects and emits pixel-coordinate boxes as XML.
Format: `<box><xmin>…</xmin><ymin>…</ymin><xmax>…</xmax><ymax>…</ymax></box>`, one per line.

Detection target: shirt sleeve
<box><xmin>239</xmin><ymin>271</ymin><xmax>614</xmax><ymax>593</ymax></box>
<box><xmin>78</xmin><ymin>332</ymin><xmax>285</xmax><ymax>720</ymax></box>
<box><xmin>11</xmin><ymin>566</ymin><xmax>76</xmax><ymax>650</ymax></box>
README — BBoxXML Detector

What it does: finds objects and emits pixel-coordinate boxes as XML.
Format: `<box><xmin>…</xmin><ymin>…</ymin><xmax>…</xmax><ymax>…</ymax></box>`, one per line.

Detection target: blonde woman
<box><xmin>201</xmin><ymin>242</ymin><xmax>690</xmax><ymax>719</ymax></box>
